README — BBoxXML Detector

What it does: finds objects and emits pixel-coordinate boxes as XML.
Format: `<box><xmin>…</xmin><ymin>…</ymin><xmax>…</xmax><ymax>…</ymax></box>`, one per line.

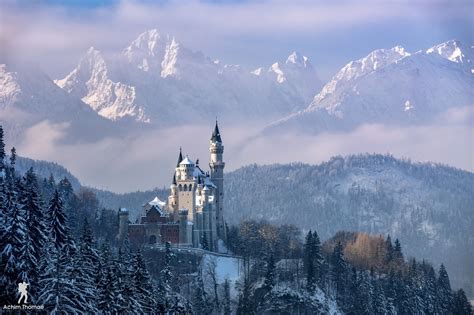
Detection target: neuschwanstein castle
<box><xmin>118</xmin><ymin>122</ymin><xmax>225</xmax><ymax>251</ymax></box>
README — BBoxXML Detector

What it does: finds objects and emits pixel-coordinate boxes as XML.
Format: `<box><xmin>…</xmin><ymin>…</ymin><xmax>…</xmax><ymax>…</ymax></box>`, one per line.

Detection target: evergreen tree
<box><xmin>38</xmin><ymin>192</ymin><xmax>83</xmax><ymax>313</ymax></box>
<box><xmin>372</xmin><ymin>281</ymin><xmax>388</xmax><ymax>315</ymax></box>
<box><xmin>223</xmin><ymin>279</ymin><xmax>232</xmax><ymax>315</ymax></box>
<box><xmin>263</xmin><ymin>254</ymin><xmax>276</xmax><ymax>292</ymax></box>
<box><xmin>393</xmin><ymin>238</ymin><xmax>404</xmax><ymax>266</ymax></box>
<box><xmin>192</xmin><ymin>270</ymin><xmax>211</xmax><ymax>315</ymax></box>
<box><xmin>47</xmin><ymin>190</ymin><xmax>74</xmax><ymax>252</ymax></box>
<box><xmin>71</xmin><ymin>219</ymin><xmax>99</xmax><ymax>313</ymax></box>
<box><xmin>437</xmin><ymin>264</ymin><xmax>453</xmax><ymax>314</ymax></box>
<box><xmin>1</xmin><ymin>180</ymin><xmax>26</xmax><ymax>304</ymax></box>
<box><xmin>18</xmin><ymin>168</ymin><xmax>47</xmax><ymax>291</ymax></box>
<box><xmin>452</xmin><ymin>289</ymin><xmax>473</xmax><ymax>315</ymax></box>
<box><xmin>304</xmin><ymin>231</ymin><xmax>316</xmax><ymax>292</ymax></box>
<box><xmin>384</xmin><ymin>235</ymin><xmax>393</xmax><ymax>265</ymax></box>
<box><xmin>237</xmin><ymin>276</ymin><xmax>255</xmax><ymax>315</ymax></box>
<box><xmin>331</xmin><ymin>242</ymin><xmax>347</xmax><ymax>306</ymax></box>
<box><xmin>0</xmin><ymin>125</ymin><xmax>5</xmax><ymax>172</ymax></box>
<box><xmin>132</xmin><ymin>250</ymin><xmax>154</xmax><ymax>312</ymax></box>
<box><xmin>311</xmin><ymin>230</ymin><xmax>324</xmax><ymax>283</ymax></box>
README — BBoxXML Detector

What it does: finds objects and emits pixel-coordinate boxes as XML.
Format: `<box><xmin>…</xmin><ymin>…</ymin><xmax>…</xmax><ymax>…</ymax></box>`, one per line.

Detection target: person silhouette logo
<box><xmin>18</xmin><ymin>282</ymin><xmax>29</xmax><ymax>304</ymax></box>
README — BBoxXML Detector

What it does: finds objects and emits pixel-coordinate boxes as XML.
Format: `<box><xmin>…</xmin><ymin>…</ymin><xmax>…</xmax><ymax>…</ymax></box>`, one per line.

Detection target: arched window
<box><xmin>178</xmin><ymin>184</ymin><xmax>182</xmax><ymax>191</ymax></box>
<box><xmin>149</xmin><ymin>235</ymin><xmax>157</xmax><ymax>244</ymax></box>
<box><xmin>184</xmin><ymin>184</ymin><xmax>188</xmax><ymax>191</ymax></box>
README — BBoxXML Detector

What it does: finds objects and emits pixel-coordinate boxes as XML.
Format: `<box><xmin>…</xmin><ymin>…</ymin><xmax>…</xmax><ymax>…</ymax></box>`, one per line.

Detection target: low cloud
<box><xmin>15</xmin><ymin>111</ymin><xmax>473</xmax><ymax>193</ymax></box>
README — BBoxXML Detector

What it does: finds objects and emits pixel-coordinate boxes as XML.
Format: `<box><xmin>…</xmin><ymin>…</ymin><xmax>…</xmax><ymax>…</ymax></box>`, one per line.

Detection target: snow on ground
<box><xmin>201</xmin><ymin>254</ymin><xmax>243</xmax><ymax>299</ymax></box>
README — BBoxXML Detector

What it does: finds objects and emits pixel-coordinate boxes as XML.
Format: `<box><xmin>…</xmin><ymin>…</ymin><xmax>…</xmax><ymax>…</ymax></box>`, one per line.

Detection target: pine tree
<box><xmin>311</xmin><ymin>230</ymin><xmax>323</xmax><ymax>284</ymax></box>
<box><xmin>384</xmin><ymin>235</ymin><xmax>393</xmax><ymax>265</ymax></box>
<box><xmin>0</xmin><ymin>179</ymin><xmax>26</xmax><ymax>304</ymax></box>
<box><xmin>372</xmin><ymin>281</ymin><xmax>388</xmax><ymax>315</ymax></box>
<box><xmin>71</xmin><ymin>219</ymin><xmax>99</xmax><ymax>313</ymax></box>
<box><xmin>452</xmin><ymin>289</ymin><xmax>473</xmax><ymax>315</ymax></box>
<box><xmin>18</xmin><ymin>168</ymin><xmax>47</xmax><ymax>293</ymax></box>
<box><xmin>118</xmin><ymin>235</ymin><xmax>140</xmax><ymax>311</ymax></box>
<box><xmin>304</xmin><ymin>230</ymin><xmax>316</xmax><ymax>292</ymax></box>
<box><xmin>263</xmin><ymin>254</ymin><xmax>276</xmax><ymax>292</ymax></box>
<box><xmin>437</xmin><ymin>264</ymin><xmax>453</xmax><ymax>314</ymax></box>
<box><xmin>192</xmin><ymin>270</ymin><xmax>211</xmax><ymax>315</ymax></box>
<box><xmin>132</xmin><ymin>250</ymin><xmax>154</xmax><ymax>312</ymax></box>
<box><xmin>223</xmin><ymin>279</ymin><xmax>232</xmax><ymax>315</ymax></box>
<box><xmin>47</xmin><ymin>190</ymin><xmax>74</xmax><ymax>252</ymax></box>
<box><xmin>331</xmin><ymin>241</ymin><xmax>347</xmax><ymax>305</ymax></box>
<box><xmin>0</xmin><ymin>125</ymin><xmax>5</xmax><ymax>173</ymax></box>
<box><xmin>38</xmin><ymin>193</ymin><xmax>83</xmax><ymax>313</ymax></box>
<box><xmin>237</xmin><ymin>276</ymin><xmax>255</xmax><ymax>315</ymax></box>
<box><xmin>392</xmin><ymin>239</ymin><xmax>404</xmax><ymax>266</ymax></box>
<box><xmin>158</xmin><ymin>242</ymin><xmax>175</xmax><ymax>312</ymax></box>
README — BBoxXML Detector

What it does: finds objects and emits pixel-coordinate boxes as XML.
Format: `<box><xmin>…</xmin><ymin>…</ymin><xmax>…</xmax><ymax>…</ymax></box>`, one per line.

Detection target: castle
<box><xmin>118</xmin><ymin>122</ymin><xmax>225</xmax><ymax>251</ymax></box>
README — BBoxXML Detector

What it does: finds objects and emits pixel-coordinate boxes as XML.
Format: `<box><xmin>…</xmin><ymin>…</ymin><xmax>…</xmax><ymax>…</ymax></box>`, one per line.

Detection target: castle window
<box><xmin>184</xmin><ymin>184</ymin><xmax>188</xmax><ymax>191</ymax></box>
<box><xmin>178</xmin><ymin>184</ymin><xmax>182</xmax><ymax>191</ymax></box>
<box><xmin>149</xmin><ymin>235</ymin><xmax>157</xmax><ymax>244</ymax></box>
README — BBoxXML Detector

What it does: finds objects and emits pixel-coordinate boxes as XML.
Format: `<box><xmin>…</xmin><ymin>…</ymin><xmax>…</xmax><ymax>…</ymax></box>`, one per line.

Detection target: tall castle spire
<box><xmin>176</xmin><ymin>147</ymin><xmax>183</xmax><ymax>167</ymax></box>
<box><xmin>209</xmin><ymin>120</ymin><xmax>225</xmax><ymax>239</ymax></box>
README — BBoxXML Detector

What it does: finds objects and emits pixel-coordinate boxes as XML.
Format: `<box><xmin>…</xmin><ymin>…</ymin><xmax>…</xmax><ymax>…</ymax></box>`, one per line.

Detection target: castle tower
<box><xmin>209</xmin><ymin>121</ymin><xmax>225</xmax><ymax>238</ymax></box>
<box><xmin>168</xmin><ymin>174</ymin><xmax>178</xmax><ymax>219</ymax></box>
<box><xmin>117</xmin><ymin>208</ymin><xmax>129</xmax><ymax>243</ymax></box>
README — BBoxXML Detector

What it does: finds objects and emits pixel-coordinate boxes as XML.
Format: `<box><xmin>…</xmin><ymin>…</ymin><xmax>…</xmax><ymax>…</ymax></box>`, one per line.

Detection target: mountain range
<box><xmin>55</xmin><ymin>29</ymin><xmax>322</xmax><ymax>125</ymax></box>
<box><xmin>264</xmin><ymin>40</ymin><xmax>473</xmax><ymax>134</ymax></box>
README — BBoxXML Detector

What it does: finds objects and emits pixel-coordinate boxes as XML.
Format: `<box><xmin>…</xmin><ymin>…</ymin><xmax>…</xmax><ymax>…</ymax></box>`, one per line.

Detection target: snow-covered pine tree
<box><xmin>372</xmin><ymin>280</ymin><xmax>388</xmax><ymax>315</ymax></box>
<box><xmin>437</xmin><ymin>264</ymin><xmax>453</xmax><ymax>314</ymax></box>
<box><xmin>331</xmin><ymin>241</ymin><xmax>348</xmax><ymax>306</ymax></box>
<box><xmin>304</xmin><ymin>231</ymin><xmax>316</xmax><ymax>292</ymax></box>
<box><xmin>311</xmin><ymin>230</ymin><xmax>323</xmax><ymax>284</ymax></box>
<box><xmin>70</xmin><ymin>219</ymin><xmax>99</xmax><ymax>313</ymax></box>
<box><xmin>192</xmin><ymin>269</ymin><xmax>211</xmax><ymax>315</ymax></box>
<box><xmin>38</xmin><ymin>190</ymin><xmax>84</xmax><ymax>313</ymax></box>
<box><xmin>157</xmin><ymin>242</ymin><xmax>175</xmax><ymax>312</ymax></box>
<box><xmin>0</xmin><ymin>176</ymin><xmax>26</xmax><ymax>304</ymax></box>
<box><xmin>57</xmin><ymin>177</ymin><xmax>78</xmax><ymax>237</ymax></box>
<box><xmin>452</xmin><ymin>289</ymin><xmax>473</xmax><ymax>315</ymax></box>
<box><xmin>132</xmin><ymin>249</ymin><xmax>155</xmax><ymax>313</ymax></box>
<box><xmin>236</xmin><ymin>276</ymin><xmax>255</xmax><ymax>315</ymax></box>
<box><xmin>263</xmin><ymin>254</ymin><xmax>276</xmax><ymax>292</ymax></box>
<box><xmin>0</xmin><ymin>125</ymin><xmax>5</xmax><ymax>172</ymax></box>
<box><xmin>223</xmin><ymin>279</ymin><xmax>232</xmax><ymax>315</ymax></box>
<box><xmin>18</xmin><ymin>168</ymin><xmax>47</xmax><ymax>293</ymax></box>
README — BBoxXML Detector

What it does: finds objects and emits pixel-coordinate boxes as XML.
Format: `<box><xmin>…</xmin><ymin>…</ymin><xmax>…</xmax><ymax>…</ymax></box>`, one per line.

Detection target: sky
<box><xmin>1</xmin><ymin>0</ymin><xmax>472</xmax><ymax>80</ymax></box>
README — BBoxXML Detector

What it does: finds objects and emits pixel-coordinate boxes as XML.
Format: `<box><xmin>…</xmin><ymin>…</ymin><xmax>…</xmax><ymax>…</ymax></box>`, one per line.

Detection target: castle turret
<box><xmin>209</xmin><ymin>120</ymin><xmax>225</xmax><ymax>238</ymax></box>
<box><xmin>117</xmin><ymin>208</ymin><xmax>129</xmax><ymax>243</ymax></box>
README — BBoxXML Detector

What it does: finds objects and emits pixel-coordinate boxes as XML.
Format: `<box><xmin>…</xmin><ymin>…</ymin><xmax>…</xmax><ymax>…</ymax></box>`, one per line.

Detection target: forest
<box><xmin>0</xmin><ymin>125</ymin><xmax>472</xmax><ymax>314</ymax></box>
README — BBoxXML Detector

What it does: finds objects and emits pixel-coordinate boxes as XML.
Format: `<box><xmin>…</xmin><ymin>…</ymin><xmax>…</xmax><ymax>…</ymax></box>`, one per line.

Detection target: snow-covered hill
<box><xmin>225</xmin><ymin>154</ymin><xmax>474</xmax><ymax>294</ymax></box>
<box><xmin>56</xmin><ymin>29</ymin><xmax>322</xmax><ymax>125</ymax></box>
<box><xmin>264</xmin><ymin>40</ymin><xmax>474</xmax><ymax>134</ymax></box>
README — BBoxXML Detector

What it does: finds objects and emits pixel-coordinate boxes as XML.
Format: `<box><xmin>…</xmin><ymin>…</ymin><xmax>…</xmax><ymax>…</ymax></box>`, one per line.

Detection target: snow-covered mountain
<box><xmin>0</xmin><ymin>63</ymin><xmax>117</xmax><ymax>143</ymax></box>
<box><xmin>264</xmin><ymin>40</ymin><xmax>474</xmax><ymax>134</ymax></box>
<box><xmin>56</xmin><ymin>29</ymin><xmax>322</xmax><ymax>125</ymax></box>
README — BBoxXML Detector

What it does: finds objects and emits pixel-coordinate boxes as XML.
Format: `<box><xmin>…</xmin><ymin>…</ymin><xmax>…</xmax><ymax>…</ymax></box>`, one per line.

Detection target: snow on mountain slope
<box><xmin>0</xmin><ymin>63</ymin><xmax>118</xmax><ymax>143</ymax></box>
<box><xmin>56</xmin><ymin>29</ymin><xmax>322</xmax><ymax>124</ymax></box>
<box><xmin>265</xmin><ymin>40</ymin><xmax>473</xmax><ymax>135</ymax></box>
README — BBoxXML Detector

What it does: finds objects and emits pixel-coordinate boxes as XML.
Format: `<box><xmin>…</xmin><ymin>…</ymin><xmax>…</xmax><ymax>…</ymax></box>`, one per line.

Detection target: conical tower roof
<box><xmin>176</xmin><ymin>147</ymin><xmax>183</xmax><ymax>167</ymax></box>
<box><xmin>211</xmin><ymin>120</ymin><xmax>222</xmax><ymax>143</ymax></box>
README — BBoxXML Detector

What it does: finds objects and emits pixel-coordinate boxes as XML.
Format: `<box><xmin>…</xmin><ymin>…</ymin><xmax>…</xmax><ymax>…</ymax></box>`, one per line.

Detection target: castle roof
<box><xmin>148</xmin><ymin>196</ymin><xmax>166</xmax><ymax>207</ymax></box>
<box><xmin>180</xmin><ymin>156</ymin><xmax>194</xmax><ymax>165</ymax></box>
<box><xmin>211</xmin><ymin>121</ymin><xmax>222</xmax><ymax>143</ymax></box>
<box><xmin>176</xmin><ymin>147</ymin><xmax>183</xmax><ymax>167</ymax></box>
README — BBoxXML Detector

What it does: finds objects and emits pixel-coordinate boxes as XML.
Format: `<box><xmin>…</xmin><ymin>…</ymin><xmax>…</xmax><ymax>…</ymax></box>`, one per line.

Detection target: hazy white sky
<box><xmin>1</xmin><ymin>0</ymin><xmax>472</xmax><ymax>80</ymax></box>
